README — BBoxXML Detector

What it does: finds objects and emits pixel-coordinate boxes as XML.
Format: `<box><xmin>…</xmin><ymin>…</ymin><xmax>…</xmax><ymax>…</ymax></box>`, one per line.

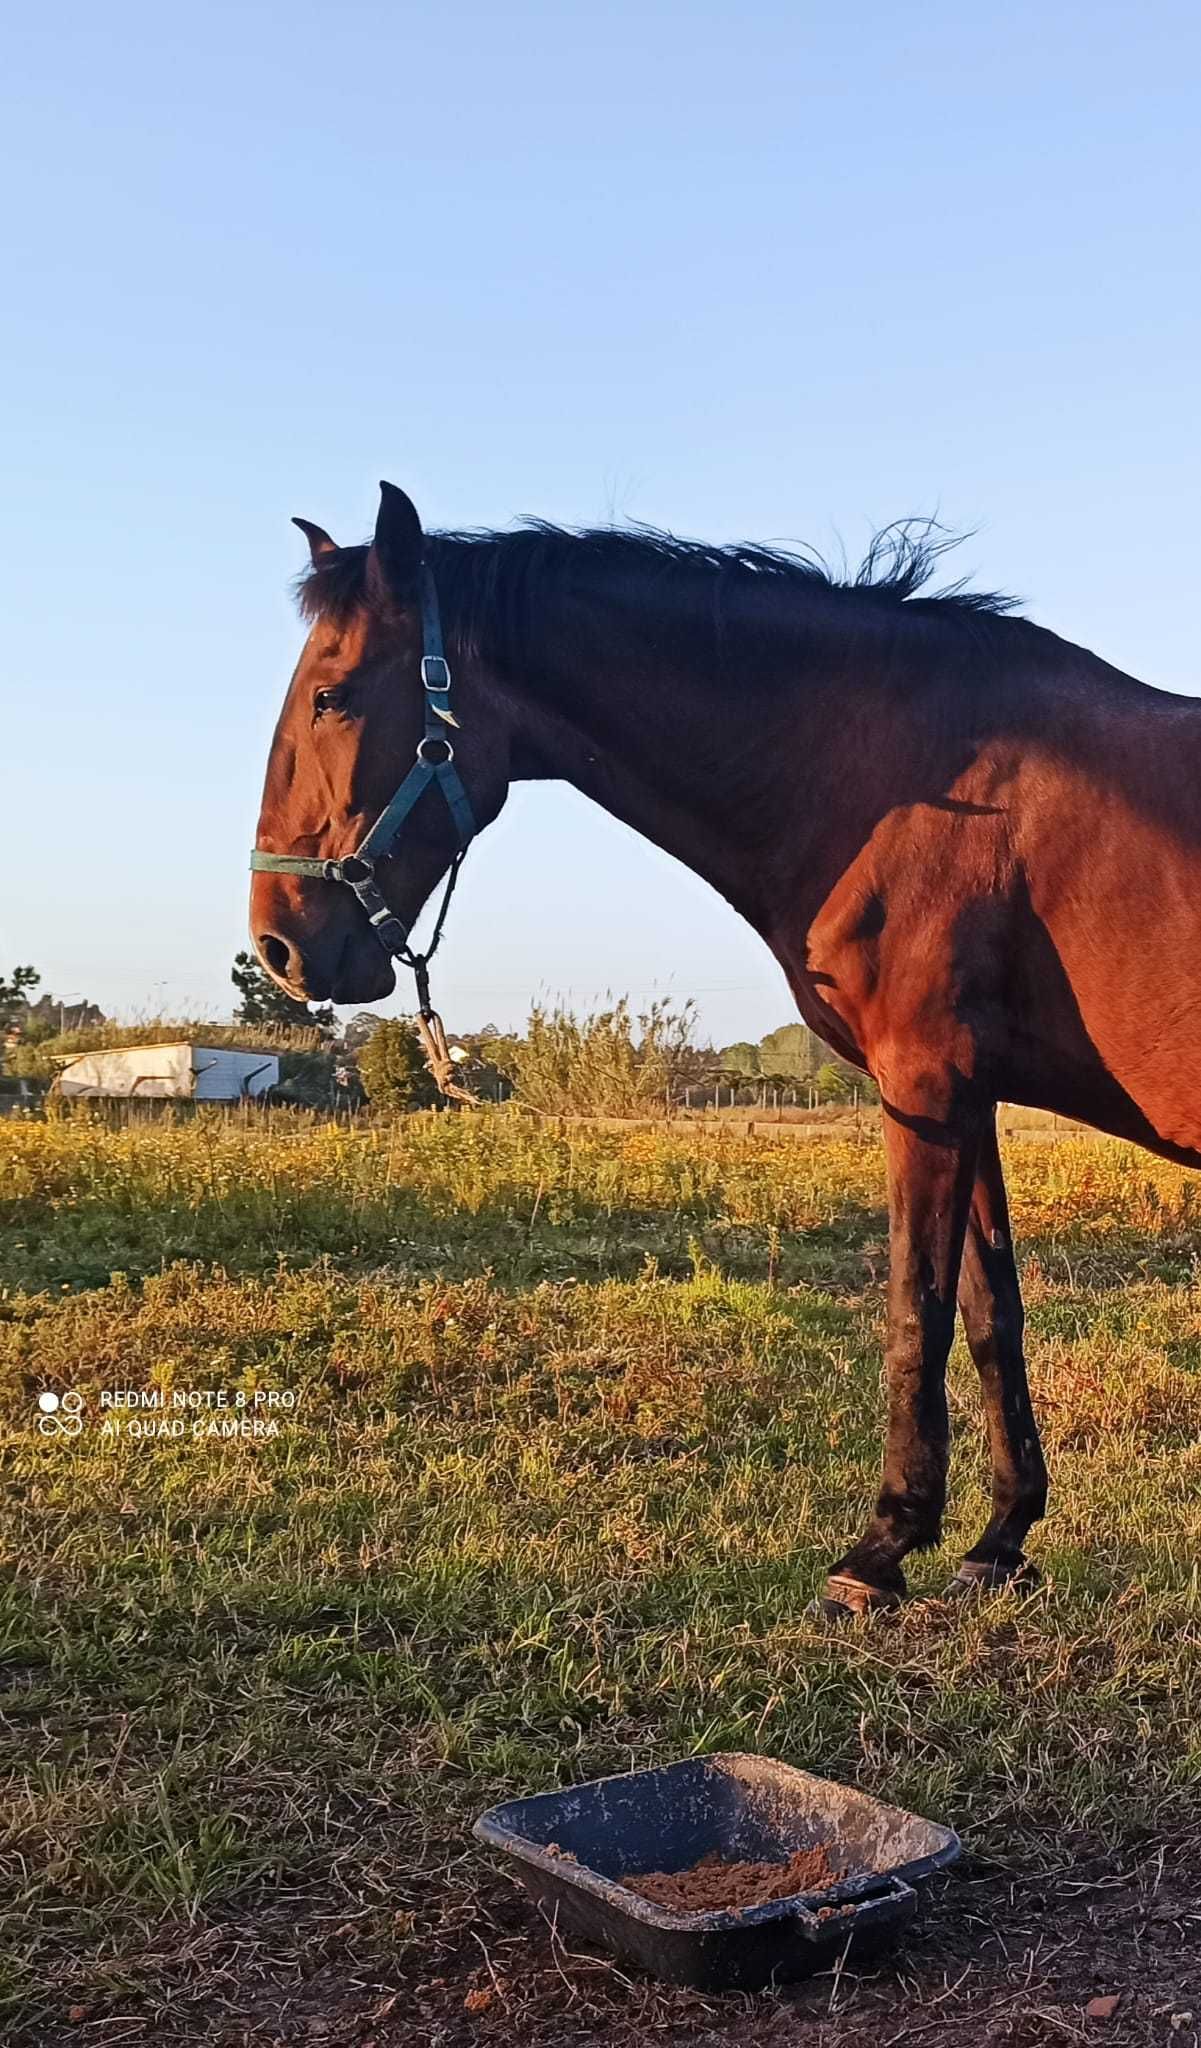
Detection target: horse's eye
<box><xmin>312</xmin><ymin>687</ymin><xmax>348</xmax><ymax>722</ymax></box>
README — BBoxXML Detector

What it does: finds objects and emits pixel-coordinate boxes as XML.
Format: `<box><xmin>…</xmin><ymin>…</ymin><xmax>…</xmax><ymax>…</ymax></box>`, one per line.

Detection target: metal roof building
<box><xmin>56</xmin><ymin>1044</ymin><xmax>280</xmax><ymax>1101</ymax></box>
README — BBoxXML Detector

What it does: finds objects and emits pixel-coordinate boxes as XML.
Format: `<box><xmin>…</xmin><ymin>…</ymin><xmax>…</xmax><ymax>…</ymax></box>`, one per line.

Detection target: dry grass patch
<box><xmin>3</xmin><ymin>1111</ymin><xmax>1201</xmax><ymax>2040</ymax></box>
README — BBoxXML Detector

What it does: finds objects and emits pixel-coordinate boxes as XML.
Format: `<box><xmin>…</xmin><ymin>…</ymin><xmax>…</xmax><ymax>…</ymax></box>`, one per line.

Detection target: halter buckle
<box><xmin>368</xmin><ymin>909</ymin><xmax>410</xmax><ymax>951</ymax></box>
<box><xmin>421</xmin><ymin>654</ymin><xmax>451</xmax><ymax>692</ymax></box>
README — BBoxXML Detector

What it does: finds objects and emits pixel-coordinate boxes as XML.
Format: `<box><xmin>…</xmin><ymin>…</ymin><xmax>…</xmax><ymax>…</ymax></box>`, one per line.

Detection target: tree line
<box><xmin>715</xmin><ymin>1022</ymin><xmax>877</xmax><ymax>1107</ymax></box>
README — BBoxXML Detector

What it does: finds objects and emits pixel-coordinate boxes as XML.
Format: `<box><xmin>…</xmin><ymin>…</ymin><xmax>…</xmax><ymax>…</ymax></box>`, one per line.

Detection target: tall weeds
<box><xmin>504</xmin><ymin>998</ymin><xmax>701</xmax><ymax>1117</ymax></box>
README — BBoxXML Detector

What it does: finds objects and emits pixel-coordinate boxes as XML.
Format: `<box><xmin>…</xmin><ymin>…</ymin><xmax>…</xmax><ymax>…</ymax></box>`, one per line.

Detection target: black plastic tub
<box><xmin>474</xmin><ymin>1751</ymin><xmax>960</xmax><ymax>1991</ymax></box>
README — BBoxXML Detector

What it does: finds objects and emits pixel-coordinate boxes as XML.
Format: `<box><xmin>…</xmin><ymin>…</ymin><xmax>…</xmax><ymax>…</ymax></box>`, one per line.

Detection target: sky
<box><xmin>3</xmin><ymin>2</ymin><xmax>1199</xmax><ymax>1048</ymax></box>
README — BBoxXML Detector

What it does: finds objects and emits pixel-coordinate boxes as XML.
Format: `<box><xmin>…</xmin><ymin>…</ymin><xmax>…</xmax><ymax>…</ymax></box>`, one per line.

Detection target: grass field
<box><xmin>5</xmin><ymin>1109</ymin><xmax>1201</xmax><ymax>2046</ymax></box>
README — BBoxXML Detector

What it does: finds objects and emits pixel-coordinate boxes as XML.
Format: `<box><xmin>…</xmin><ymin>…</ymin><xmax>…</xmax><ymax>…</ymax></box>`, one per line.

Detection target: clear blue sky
<box><xmin>4</xmin><ymin>2</ymin><xmax>1199</xmax><ymax>1046</ymax></box>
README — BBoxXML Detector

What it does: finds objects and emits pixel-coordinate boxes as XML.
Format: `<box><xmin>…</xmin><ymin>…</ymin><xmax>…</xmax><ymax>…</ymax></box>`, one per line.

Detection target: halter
<box><xmin>250</xmin><ymin>566</ymin><xmax>478</xmax><ymax>1085</ymax></box>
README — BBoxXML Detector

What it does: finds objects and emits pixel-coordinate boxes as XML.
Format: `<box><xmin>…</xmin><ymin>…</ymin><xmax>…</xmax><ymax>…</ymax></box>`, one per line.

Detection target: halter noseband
<box><xmin>250</xmin><ymin>564</ymin><xmax>477</xmax><ymax>1024</ymax></box>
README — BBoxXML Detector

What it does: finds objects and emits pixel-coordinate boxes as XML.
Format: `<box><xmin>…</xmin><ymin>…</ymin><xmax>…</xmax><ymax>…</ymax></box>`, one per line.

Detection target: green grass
<box><xmin>3</xmin><ymin>1108</ymin><xmax>1201</xmax><ymax>2030</ymax></box>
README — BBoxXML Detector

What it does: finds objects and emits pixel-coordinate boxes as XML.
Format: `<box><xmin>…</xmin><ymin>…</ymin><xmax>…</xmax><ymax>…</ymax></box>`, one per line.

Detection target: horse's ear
<box><xmin>367</xmin><ymin>480</ymin><xmax>424</xmax><ymax>606</ymax></box>
<box><xmin>292</xmin><ymin>518</ymin><xmax>339</xmax><ymax>564</ymax></box>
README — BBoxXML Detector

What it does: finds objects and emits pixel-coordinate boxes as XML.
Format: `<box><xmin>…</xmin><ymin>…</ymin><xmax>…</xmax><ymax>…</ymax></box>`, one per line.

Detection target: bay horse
<box><xmin>252</xmin><ymin>481</ymin><xmax>1201</xmax><ymax>1617</ymax></box>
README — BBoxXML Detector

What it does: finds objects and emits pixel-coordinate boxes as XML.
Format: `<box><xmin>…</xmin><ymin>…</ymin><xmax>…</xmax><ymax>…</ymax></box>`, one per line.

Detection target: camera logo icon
<box><xmin>37</xmin><ymin>1390</ymin><xmax>85</xmax><ymax>1439</ymax></box>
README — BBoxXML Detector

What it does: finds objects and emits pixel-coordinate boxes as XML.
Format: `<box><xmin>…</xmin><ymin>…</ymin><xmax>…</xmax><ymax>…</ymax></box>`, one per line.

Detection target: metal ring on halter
<box><xmin>417</xmin><ymin>733</ymin><xmax>454</xmax><ymax>765</ymax></box>
<box><xmin>334</xmin><ymin>854</ymin><xmax>375</xmax><ymax>885</ymax></box>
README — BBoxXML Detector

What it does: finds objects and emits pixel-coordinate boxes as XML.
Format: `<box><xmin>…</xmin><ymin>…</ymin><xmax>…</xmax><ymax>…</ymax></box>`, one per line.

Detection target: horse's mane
<box><xmin>297</xmin><ymin>520</ymin><xmax>1020</xmax><ymax>672</ymax></box>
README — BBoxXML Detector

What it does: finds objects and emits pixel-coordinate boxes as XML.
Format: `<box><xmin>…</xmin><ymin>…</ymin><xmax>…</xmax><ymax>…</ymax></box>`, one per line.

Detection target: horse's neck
<box><xmin>500</xmin><ymin>644</ymin><xmax>805</xmax><ymax>938</ymax></box>
<box><xmin>490</xmin><ymin>589</ymin><xmax>978</xmax><ymax>949</ymax></box>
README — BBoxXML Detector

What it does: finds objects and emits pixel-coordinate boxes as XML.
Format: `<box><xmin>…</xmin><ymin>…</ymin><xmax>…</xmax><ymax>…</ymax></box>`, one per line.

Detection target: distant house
<box><xmin>55</xmin><ymin>1043</ymin><xmax>280</xmax><ymax>1102</ymax></box>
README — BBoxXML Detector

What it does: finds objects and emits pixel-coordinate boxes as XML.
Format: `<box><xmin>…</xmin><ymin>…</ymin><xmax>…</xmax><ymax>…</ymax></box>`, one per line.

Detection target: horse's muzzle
<box><xmin>253</xmin><ymin>919</ymin><xmax>395</xmax><ymax>1006</ymax></box>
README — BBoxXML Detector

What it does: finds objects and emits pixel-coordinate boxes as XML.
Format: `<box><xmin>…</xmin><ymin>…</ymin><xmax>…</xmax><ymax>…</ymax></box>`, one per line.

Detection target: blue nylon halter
<box><xmin>250</xmin><ymin>565</ymin><xmax>477</xmax><ymax>1007</ymax></box>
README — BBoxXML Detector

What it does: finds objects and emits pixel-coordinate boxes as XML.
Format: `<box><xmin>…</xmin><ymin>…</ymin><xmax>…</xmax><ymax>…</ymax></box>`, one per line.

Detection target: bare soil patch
<box><xmin>21</xmin><ymin>1833</ymin><xmax>1201</xmax><ymax>2048</ymax></box>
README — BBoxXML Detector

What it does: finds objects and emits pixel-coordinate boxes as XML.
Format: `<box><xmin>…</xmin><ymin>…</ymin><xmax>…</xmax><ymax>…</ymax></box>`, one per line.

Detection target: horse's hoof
<box><xmin>807</xmin><ymin>1593</ymin><xmax>858</xmax><ymax>1623</ymax></box>
<box><xmin>944</xmin><ymin>1556</ymin><xmax>1041</xmax><ymax>1600</ymax></box>
<box><xmin>808</xmin><ymin>1574</ymin><xmax>903</xmax><ymax>1622</ymax></box>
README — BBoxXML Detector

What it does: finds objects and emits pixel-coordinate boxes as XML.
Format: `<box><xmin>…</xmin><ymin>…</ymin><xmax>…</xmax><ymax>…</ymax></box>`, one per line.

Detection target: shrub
<box><xmin>717</xmin><ymin>1040</ymin><xmax>761</xmax><ymax>1078</ymax></box>
<box><xmin>358</xmin><ymin>1019</ymin><xmax>438</xmax><ymax>1111</ymax></box>
<box><xmin>505</xmin><ymin>998</ymin><xmax>701</xmax><ymax>1118</ymax></box>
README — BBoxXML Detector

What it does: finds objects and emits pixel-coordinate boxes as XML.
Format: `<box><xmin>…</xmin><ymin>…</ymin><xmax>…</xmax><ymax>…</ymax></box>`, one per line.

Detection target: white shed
<box><xmin>56</xmin><ymin>1044</ymin><xmax>280</xmax><ymax>1101</ymax></box>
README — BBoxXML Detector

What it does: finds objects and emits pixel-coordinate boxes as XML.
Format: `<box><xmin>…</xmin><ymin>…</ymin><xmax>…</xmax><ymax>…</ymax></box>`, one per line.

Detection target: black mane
<box><xmin>297</xmin><ymin>519</ymin><xmax>1020</xmax><ymax>674</ymax></box>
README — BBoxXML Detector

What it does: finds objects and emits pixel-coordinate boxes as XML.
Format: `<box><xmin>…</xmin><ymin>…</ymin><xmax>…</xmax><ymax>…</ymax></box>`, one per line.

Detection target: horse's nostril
<box><xmin>258</xmin><ymin>933</ymin><xmax>293</xmax><ymax>979</ymax></box>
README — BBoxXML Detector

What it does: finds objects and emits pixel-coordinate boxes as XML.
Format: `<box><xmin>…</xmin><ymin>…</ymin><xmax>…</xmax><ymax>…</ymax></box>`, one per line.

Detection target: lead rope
<box><xmin>395</xmin><ymin>849</ymin><xmax>480</xmax><ymax>1104</ymax></box>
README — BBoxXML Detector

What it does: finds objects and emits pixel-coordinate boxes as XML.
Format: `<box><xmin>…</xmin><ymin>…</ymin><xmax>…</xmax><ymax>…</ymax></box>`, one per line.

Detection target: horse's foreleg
<box><xmin>821</xmin><ymin>1085</ymin><xmax>983</xmax><ymax>1616</ymax></box>
<box><xmin>949</xmin><ymin>1113</ymin><xmax>1047</xmax><ymax>1594</ymax></box>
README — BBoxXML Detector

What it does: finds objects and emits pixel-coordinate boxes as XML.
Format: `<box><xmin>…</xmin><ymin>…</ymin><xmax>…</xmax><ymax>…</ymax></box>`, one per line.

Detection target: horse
<box><xmin>252</xmin><ymin>480</ymin><xmax>1201</xmax><ymax>1618</ymax></box>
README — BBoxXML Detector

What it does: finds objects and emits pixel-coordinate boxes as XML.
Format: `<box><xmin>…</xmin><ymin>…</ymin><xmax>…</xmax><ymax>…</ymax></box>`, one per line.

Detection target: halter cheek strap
<box><xmin>250</xmin><ymin>564</ymin><xmax>477</xmax><ymax>1034</ymax></box>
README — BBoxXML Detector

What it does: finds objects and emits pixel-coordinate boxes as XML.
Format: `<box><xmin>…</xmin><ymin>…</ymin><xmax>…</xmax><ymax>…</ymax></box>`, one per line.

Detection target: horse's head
<box><xmin>251</xmin><ymin>483</ymin><xmax>512</xmax><ymax>1004</ymax></box>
